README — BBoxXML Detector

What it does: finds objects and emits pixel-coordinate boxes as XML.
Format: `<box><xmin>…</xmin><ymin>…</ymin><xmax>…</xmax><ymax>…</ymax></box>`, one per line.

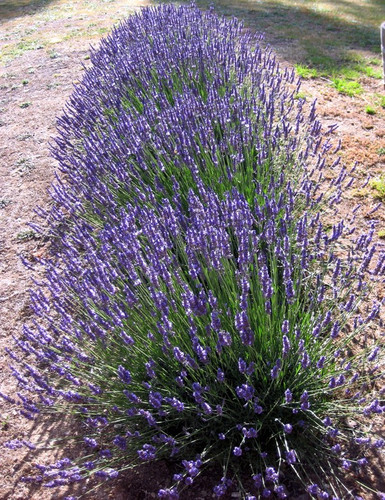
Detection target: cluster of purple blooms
<box><xmin>2</xmin><ymin>4</ymin><xmax>384</xmax><ymax>499</ymax></box>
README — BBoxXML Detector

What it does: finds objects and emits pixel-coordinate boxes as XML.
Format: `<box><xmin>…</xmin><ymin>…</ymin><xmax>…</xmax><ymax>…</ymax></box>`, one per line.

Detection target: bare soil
<box><xmin>0</xmin><ymin>1</ymin><xmax>384</xmax><ymax>499</ymax></box>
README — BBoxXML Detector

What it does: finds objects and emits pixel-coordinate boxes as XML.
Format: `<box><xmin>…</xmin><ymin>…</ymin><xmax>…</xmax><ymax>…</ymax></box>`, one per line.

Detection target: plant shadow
<box><xmin>0</xmin><ymin>0</ymin><xmax>56</xmax><ymax>23</ymax></box>
<box><xmin>158</xmin><ymin>0</ymin><xmax>385</xmax><ymax>78</ymax></box>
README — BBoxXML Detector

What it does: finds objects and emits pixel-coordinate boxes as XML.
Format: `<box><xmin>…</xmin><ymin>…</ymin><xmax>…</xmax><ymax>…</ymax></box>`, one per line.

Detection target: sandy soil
<box><xmin>0</xmin><ymin>0</ymin><xmax>384</xmax><ymax>499</ymax></box>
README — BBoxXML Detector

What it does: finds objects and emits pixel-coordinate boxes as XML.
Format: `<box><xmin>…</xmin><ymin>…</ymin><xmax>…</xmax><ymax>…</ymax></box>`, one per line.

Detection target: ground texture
<box><xmin>0</xmin><ymin>0</ymin><xmax>384</xmax><ymax>498</ymax></box>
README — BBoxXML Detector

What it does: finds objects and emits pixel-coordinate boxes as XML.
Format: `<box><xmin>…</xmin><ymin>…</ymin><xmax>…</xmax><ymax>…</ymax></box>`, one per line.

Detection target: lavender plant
<box><xmin>2</xmin><ymin>4</ymin><xmax>384</xmax><ymax>499</ymax></box>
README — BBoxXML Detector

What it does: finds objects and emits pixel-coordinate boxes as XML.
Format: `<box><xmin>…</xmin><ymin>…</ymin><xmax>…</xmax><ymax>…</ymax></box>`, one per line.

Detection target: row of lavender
<box><xmin>3</xmin><ymin>4</ymin><xmax>384</xmax><ymax>499</ymax></box>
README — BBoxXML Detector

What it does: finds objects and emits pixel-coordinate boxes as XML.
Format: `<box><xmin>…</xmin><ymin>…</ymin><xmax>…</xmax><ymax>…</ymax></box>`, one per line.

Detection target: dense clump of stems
<box><xmin>2</xmin><ymin>4</ymin><xmax>384</xmax><ymax>499</ymax></box>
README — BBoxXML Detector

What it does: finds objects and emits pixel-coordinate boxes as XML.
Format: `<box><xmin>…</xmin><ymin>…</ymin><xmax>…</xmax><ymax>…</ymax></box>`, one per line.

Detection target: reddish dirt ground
<box><xmin>0</xmin><ymin>1</ymin><xmax>384</xmax><ymax>499</ymax></box>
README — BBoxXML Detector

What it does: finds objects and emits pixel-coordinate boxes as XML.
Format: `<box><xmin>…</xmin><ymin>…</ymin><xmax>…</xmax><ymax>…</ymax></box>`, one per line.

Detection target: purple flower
<box><xmin>235</xmin><ymin>311</ymin><xmax>255</xmax><ymax>345</ymax></box>
<box><xmin>281</xmin><ymin>320</ymin><xmax>290</xmax><ymax>334</ymax></box>
<box><xmin>367</xmin><ymin>346</ymin><xmax>380</xmax><ymax>362</ymax></box>
<box><xmin>300</xmin><ymin>390</ymin><xmax>310</xmax><ymax>410</ymax></box>
<box><xmin>158</xmin><ymin>488</ymin><xmax>179</xmax><ymax>499</ymax></box>
<box><xmin>201</xmin><ymin>402</ymin><xmax>212</xmax><ymax>415</ymax></box>
<box><xmin>300</xmin><ymin>350</ymin><xmax>311</xmax><ymax>369</ymax></box>
<box><xmin>173</xmin><ymin>347</ymin><xmax>187</xmax><ymax>364</ymax></box>
<box><xmin>84</xmin><ymin>437</ymin><xmax>98</xmax><ymax>448</ymax></box>
<box><xmin>233</xmin><ymin>446</ymin><xmax>242</xmax><ymax>456</ymax></box>
<box><xmin>357</xmin><ymin>457</ymin><xmax>368</xmax><ymax>467</ymax></box>
<box><xmin>218</xmin><ymin>330</ymin><xmax>232</xmax><ymax>347</ymax></box>
<box><xmin>253</xmin><ymin>473</ymin><xmax>263</xmax><ymax>488</ymax></box>
<box><xmin>270</xmin><ymin>359</ymin><xmax>281</xmax><ymax>379</ymax></box>
<box><xmin>282</xmin><ymin>335</ymin><xmax>291</xmax><ymax>358</ymax></box>
<box><xmin>328</xmin><ymin>428</ymin><xmax>339</xmax><ymax>438</ymax></box>
<box><xmin>117</xmin><ymin>365</ymin><xmax>131</xmax><ymax>384</ymax></box>
<box><xmin>165</xmin><ymin>397</ymin><xmax>184</xmax><ymax>412</ymax></box>
<box><xmin>330</xmin><ymin>322</ymin><xmax>340</xmax><ymax>339</ymax></box>
<box><xmin>283</xmin><ymin>423</ymin><xmax>293</xmax><ymax>434</ymax></box>
<box><xmin>149</xmin><ymin>391</ymin><xmax>163</xmax><ymax>409</ymax></box>
<box><xmin>236</xmin><ymin>384</ymin><xmax>255</xmax><ymax>401</ymax></box>
<box><xmin>238</xmin><ymin>357</ymin><xmax>255</xmax><ymax>374</ymax></box>
<box><xmin>137</xmin><ymin>444</ymin><xmax>156</xmax><ymax>461</ymax></box>
<box><xmin>323</xmin><ymin>416</ymin><xmax>332</xmax><ymax>426</ymax></box>
<box><xmin>308</xmin><ymin>484</ymin><xmax>319</xmax><ymax>495</ymax></box>
<box><xmin>285</xmin><ymin>449</ymin><xmax>297</xmax><ymax>464</ymax></box>
<box><xmin>182</xmin><ymin>458</ymin><xmax>201</xmax><ymax>477</ymax></box>
<box><xmin>275</xmin><ymin>485</ymin><xmax>287</xmax><ymax>498</ymax></box>
<box><xmin>213</xmin><ymin>484</ymin><xmax>227</xmax><ymax>497</ymax></box>
<box><xmin>265</xmin><ymin>467</ymin><xmax>279</xmax><ymax>483</ymax></box>
<box><xmin>242</xmin><ymin>427</ymin><xmax>258</xmax><ymax>438</ymax></box>
<box><xmin>113</xmin><ymin>435</ymin><xmax>127</xmax><ymax>450</ymax></box>
<box><xmin>216</xmin><ymin>368</ymin><xmax>225</xmax><ymax>382</ymax></box>
<box><xmin>284</xmin><ymin>388</ymin><xmax>293</xmax><ymax>403</ymax></box>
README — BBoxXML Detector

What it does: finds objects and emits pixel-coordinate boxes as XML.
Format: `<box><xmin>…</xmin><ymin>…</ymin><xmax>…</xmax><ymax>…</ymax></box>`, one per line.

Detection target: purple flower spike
<box><xmin>282</xmin><ymin>335</ymin><xmax>291</xmax><ymax>358</ymax></box>
<box><xmin>236</xmin><ymin>384</ymin><xmax>255</xmax><ymax>401</ymax></box>
<box><xmin>284</xmin><ymin>389</ymin><xmax>293</xmax><ymax>403</ymax></box>
<box><xmin>285</xmin><ymin>449</ymin><xmax>297</xmax><ymax>464</ymax></box>
<box><xmin>117</xmin><ymin>365</ymin><xmax>131</xmax><ymax>384</ymax></box>
<box><xmin>300</xmin><ymin>391</ymin><xmax>310</xmax><ymax>410</ymax></box>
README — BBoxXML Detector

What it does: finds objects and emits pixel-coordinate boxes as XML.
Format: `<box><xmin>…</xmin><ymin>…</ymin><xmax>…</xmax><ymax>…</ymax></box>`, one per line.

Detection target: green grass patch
<box><xmin>371</xmin><ymin>177</ymin><xmax>385</xmax><ymax>200</ymax></box>
<box><xmin>365</xmin><ymin>105</ymin><xmax>376</xmax><ymax>115</ymax></box>
<box><xmin>16</xmin><ymin>229</ymin><xmax>36</xmax><ymax>241</ymax></box>
<box><xmin>295</xmin><ymin>64</ymin><xmax>318</xmax><ymax>79</ymax></box>
<box><xmin>362</xmin><ymin>66</ymin><xmax>382</xmax><ymax>79</ymax></box>
<box><xmin>294</xmin><ymin>91</ymin><xmax>307</xmax><ymax>100</ymax></box>
<box><xmin>332</xmin><ymin>78</ymin><xmax>362</xmax><ymax>96</ymax></box>
<box><xmin>1</xmin><ymin>39</ymin><xmax>45</xmax><ymax>62</ymax></box>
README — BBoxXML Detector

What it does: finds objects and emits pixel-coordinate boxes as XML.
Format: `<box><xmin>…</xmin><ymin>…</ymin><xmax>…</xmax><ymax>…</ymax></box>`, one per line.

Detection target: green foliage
<box><xmin>294</xmin><ymin>91</ymin><xmax>307</xmax><ymax>100</ymax></box>
<box><xmin>332</xmin><ymin>78</ymin><xmax>363</xmax><ymax>96</ymax></box>
<box><xmin>365</xmin><ymin>105</ymin><xmax>376</xmax><ymax>115</ymax></box>
<box><xmin>295</xmin><ymin>64</ymin><xmax>318</xmax><ymax>79</ymax></box>
<box><xmin>1</xmin><ymin>416</ymin><xmax>9</xmax><ymax>430</ymax></box>
<box><xmin>371</xmin><ymin>177</ymin><xmax>385</xmax><ymax>200</ymax></box>
<box><xmin>16</xmin><ymin>229</ymin><xmax>36</xmax><ymax>241</ymax></box>
<box><xmin>1</xmin><ymin>40</ymin><xmax>45</xmax><ymax>62</ymax></box>
<box><xmin>362</xmin><ymin>66</ymin><xmax>382</xmax><ymax>79</ymax></box>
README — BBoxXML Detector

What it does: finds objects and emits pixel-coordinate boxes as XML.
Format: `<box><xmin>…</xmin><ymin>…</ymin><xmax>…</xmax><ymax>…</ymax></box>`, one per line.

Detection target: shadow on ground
<box><xmin>0</xmin><ymin>0</ymin><xmax>56</xmax><ymax>23</ymax></box>
<box><xmin>159</xmin><ymin>0</ymin><xmax>384</xmax><ymax>77</ymax></box>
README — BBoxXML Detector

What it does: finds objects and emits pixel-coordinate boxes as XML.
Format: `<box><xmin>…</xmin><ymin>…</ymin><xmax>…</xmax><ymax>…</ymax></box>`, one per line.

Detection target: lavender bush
<box><xmin>3</xmin><ymin>4</ymin><xmax>384</xmax><ymax>499</ymax></box>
